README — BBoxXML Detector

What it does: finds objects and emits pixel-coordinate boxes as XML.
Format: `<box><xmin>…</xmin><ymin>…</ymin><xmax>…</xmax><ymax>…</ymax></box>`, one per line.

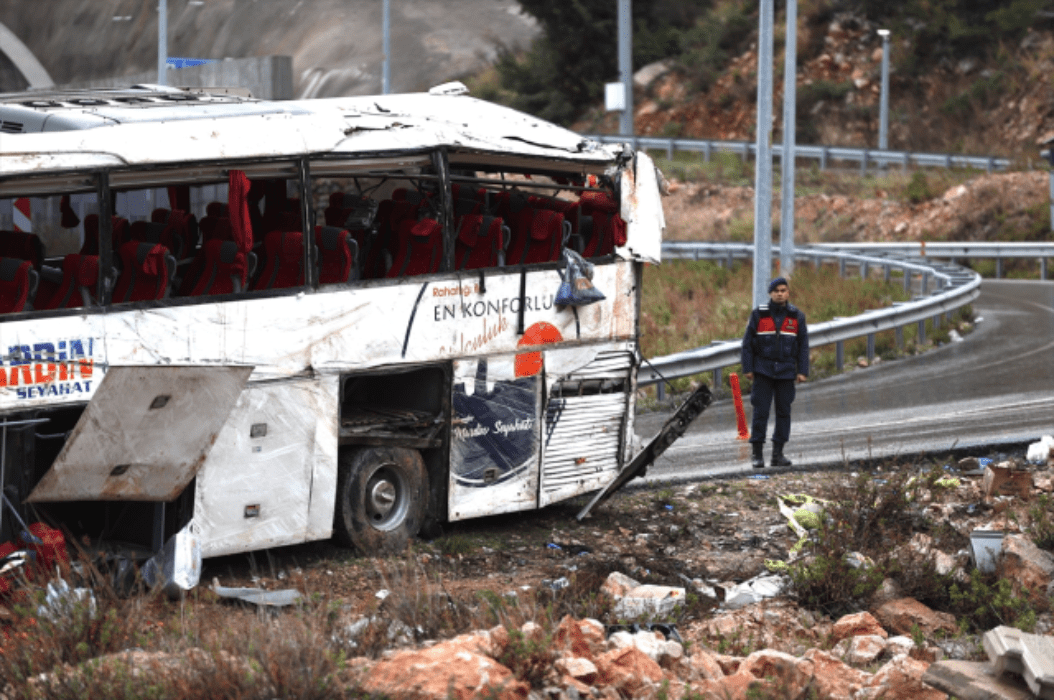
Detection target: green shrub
<box><xmin>906</xmin><ymin>172</ymin><xmax>932</xmax><ymax>204</ymax></box>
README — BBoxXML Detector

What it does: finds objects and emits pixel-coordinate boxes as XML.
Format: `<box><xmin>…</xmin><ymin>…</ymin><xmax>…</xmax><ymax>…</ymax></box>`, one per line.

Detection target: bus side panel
<box><xmin>447</xmin><ymin>356</ymin><xmax>541</xmax><ymax>521</ymax></box>
<box><xmin>195</xmin><ymin>377</ymin><xmax>337</xmax><ymax>558</ymax></box>
<box><xmin>538</xmin><ymin>343</ymin><xmax>635</xmax><ymax>507</ymax></box>
<box><xmin>305</xmin><ymin>375</ymin><xmax>340</xmax><ymax>543</ymax></box>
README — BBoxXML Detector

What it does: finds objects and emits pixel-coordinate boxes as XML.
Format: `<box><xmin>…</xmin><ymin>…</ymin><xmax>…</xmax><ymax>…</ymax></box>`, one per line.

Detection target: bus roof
<box><xmin>0</xmin><ymin>87</ymin><xmax>623</xmax><ymax>189</ymax></box>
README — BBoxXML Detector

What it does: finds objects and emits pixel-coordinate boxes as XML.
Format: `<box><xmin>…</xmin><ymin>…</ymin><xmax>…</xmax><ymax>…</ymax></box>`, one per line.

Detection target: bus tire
<box><xmin>333</xmin><ymin>446</ymin><xmax>428</xmax><ymax>555</ymax></box>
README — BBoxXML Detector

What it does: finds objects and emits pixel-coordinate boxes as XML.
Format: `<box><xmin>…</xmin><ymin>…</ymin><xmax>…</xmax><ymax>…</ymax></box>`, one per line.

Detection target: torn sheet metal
<box><xmin>213</xmin><ymin>584</ymin><xmax>303</xmax><ymax>608</ymax></box>
<box><xmin>27</xmin><ymin>365</ymin><xmax>252</xmax><ymax>502</ymax></box>
<box><xmin>448</xmin><ymin>355</ymin><xmax>541</xmax><ymax>521</ymax></box>
<box><xmin>195</xmin><ymin>376</ymin><xmax>338</xmax><ymax>558</ymax></box>
<box><xmin>616</xmin><ymin>151</ymin><xmax>664</xmax><ymax>264</ymax></box>
<box><xmin>0</xmin><ymin>93</ymin><xmax>620</xmax><ymax>179</ymax></box>
<box><xmin>142</xmin><ymin>522</ymin><xmax>201</xmax><ymax>598</ymax></box>
<box><xmin>539</xmin><ymin>349</ymin><xmax>633</xmax><ymax>507</ymax></box>
<box><xmin>577</xmin><ymin>382</ymin><xmax>713</xmax><ymax>520</ymax></box>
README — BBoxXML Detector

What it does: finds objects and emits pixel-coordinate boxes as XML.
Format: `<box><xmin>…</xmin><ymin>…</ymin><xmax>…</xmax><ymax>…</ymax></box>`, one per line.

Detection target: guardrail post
<box><xmin>839</xmin><ymin>258</ymin><xmax>846</xmax><ymax>278</ymax></box>
<box><xmin>814</xmin><ymin>255</ymin><xmax>822</xmax><ymax>271</ymax></box>
<box><xmin>741</xmin><ymin>143</ymin><xmax>749</xmax><ymax>164</ymax></box>
<box><xmin>918</xmin><ymin>319</ymin><xmax>926</xmax><ymax>344</ymax></box>
<box><xmin>866</xmin><ymin>333</ymin><xmax>875</xmax><ymax>363</ymax></box>
<box><xmin>884</xmin><ymin>264</ymin><xmax>891</xmax><ymax>282</ymax></box>
<box><xmin>945</xmin><ymin>154</ymin><xmax>952</xmax><ymax>169</ymax></box>
<box><xmin>726</xmin><ymin>251</ymin><xmax>734</xmax><ymax>269</ymax></box>
<box><xmin>666</xmin><ymin>139</ymin><xmax>674</xmax><ymax>160</ymax></box>
<box><xmin>995</xmin><ymin>258</ymin><xmax>1003</xmax><ymax>279</ymax></box>
<box><xmin>895</xmin><ymin>326</ymin><xmax>904</xmax><ymax>350</ymax></box>
<box><xmin>704</xmin><ymin>141</ymin><xmax>712</xmax><ymax>162</ymax></box>
<box><xmin>835</xmin><ymin>341</ymin><xmax>844</xmax><ymax>370</ymax></box>
<box><xmin>860</xmin><ymin>150</ymin><xmax>869</xmax><ymax>176</ymax></box>
<box><xmin>861</xmin><ymin>261</ymin><xmax>869</xmax><ymax>279</ymax></box>
<box><xmin>712</xmin><ymin>368</ymin><xmax>721</xmax><ymax>395</ymax></box>
<box><xmin>820</xmin><ymin>146</ymin><xmax>828</xmax><ymax>171</ymax></box>
<box><xmin>1042</xmin><ymin>257</ymin><xmax>1048</xmax><ymax>281</ymax></box>
<box><xmin>902</xmin><ymin>152</ymin><xmax>909</xmax><ymax>171</ymax></box>
<box><xmin>657</xmin><ymin>382</ymin><xmax>666</xmax><ymax>401</ymax></box>
<box><xmin>987</xmin><ymin>156</ymin><xmax>995</xmax><ymax>174</ymax></box>
<box><xmin>921</xmin><ymin>272</ymin><xmax>929</xmax><ymax>294</ymax></box>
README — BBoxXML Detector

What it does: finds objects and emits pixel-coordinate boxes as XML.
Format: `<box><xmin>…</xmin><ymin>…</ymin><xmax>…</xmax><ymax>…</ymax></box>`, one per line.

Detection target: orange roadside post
<box><xmin>730</xmin><ymin>372</ymin><xmax>750</xmax><ymax>440</ymax></box>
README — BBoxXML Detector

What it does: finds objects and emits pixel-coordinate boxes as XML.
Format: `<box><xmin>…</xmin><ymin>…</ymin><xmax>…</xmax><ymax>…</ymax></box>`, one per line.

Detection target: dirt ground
<box><xmin>193</xmin><ymin>442</ymin><xmax>1052</xmax><ymax>659</ymax></box>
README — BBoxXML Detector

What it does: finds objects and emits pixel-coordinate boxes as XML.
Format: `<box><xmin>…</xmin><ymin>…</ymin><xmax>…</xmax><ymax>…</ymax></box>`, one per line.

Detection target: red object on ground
<box><xmin>22</xmin><ymin>522</ymin><xmax>68</xmax><ymax>572</ymax></box>
<box><xmin>730</xmin><ymin>372</ymin><xmax>750</xmax><ymax>440</ymax></box>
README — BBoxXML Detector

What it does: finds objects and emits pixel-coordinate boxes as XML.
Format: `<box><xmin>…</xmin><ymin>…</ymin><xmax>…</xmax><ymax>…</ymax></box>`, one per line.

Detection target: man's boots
<box><xmin>751</xmin><ymin>442</ymin><xmax>765</xmax><ymax>469</ymax></box>
<box><xmin>771</xmin><ymin>443</ymin><xmax>792</xmax><ymax>467</ymax></box>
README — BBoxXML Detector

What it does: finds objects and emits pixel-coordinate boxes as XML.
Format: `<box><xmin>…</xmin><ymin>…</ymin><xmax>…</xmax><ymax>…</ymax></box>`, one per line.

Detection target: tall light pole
<box><xmin>752</xmin><ymin>0</ymin><xmax>774</xmax><ymax>309</ymax></box>
<box><xmin>382</xmin><ymin>0</ymin><xmax>392</xmax><ymax>94</ymax></box>
<box><xmin>618</xmin><ymin>0</ymin><xmax>634</xmax><ymax>136</ymax></box>
<box><xmin>779</xmin><ymin>0</ymin><xmax>797</xmax><ymax>278</ymax></box>
<box><xmin>878</xmin><ymin>29</ymin><xmax>890</xmax><ymax>150</ymax></box>
<box><xmin>157</xmin><ymin>0</ymin><xmax>167</xmax><ymax>86</ymax></box>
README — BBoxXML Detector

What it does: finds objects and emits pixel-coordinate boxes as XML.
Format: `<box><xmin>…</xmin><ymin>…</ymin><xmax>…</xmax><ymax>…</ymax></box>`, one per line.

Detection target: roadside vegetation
<box><xmin>639</xmin><ymin>258</ymin><xmax>973</xmax><ymax>399</ymax></box>
<box><xmin>2</xmin><ymin>453</ymin><xmax>1049</xmax><ymax>698</ymax></box>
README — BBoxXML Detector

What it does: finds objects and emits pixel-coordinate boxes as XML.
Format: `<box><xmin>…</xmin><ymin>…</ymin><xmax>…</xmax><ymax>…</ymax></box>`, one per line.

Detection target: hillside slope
<box><xmin>0</xmin><ymin>0</ymin><xmax>538</xmax><ymax>98</ymax></box>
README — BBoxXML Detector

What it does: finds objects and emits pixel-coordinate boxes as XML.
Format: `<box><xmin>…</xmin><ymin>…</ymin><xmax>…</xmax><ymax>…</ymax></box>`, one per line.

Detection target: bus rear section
<box><xmin>0</xmin><ymin>87</ymin><xmax>666</xmax><ymax>570</ymax></box>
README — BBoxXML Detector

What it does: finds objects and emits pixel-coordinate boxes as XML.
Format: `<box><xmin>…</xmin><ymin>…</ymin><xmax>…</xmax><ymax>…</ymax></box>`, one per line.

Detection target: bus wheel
<box><xmin>334</xmin><ymin>446</ymin><xmax>428</xmax><ymax>555</ymax></box>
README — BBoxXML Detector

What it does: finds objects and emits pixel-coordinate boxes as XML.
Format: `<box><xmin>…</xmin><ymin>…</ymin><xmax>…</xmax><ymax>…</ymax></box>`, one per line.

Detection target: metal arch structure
<box><xmin>0</xmin><ymin>21</ymin><xmax>54</xmax><ymax>89</ymax></box>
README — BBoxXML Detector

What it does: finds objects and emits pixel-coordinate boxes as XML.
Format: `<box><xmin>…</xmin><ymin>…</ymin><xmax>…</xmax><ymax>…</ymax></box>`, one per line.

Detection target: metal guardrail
<box><xmin>811</xmin><ymin>242</ymin><xmax>1054</xmax><ymax>280</ymax></box>
<box><xmin>588</xmin><ymin>134</ymin><xmax>1012</xmax><ymax>173</ymax></box>
<box><xmin>639</xmin><ymin>242</ymin><xmax>984</xmax><ymax>388</ymax></box>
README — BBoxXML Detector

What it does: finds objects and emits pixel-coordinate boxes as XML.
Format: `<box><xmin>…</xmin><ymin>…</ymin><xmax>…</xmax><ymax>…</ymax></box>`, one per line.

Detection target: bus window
<box><xmin>0</xmin><ymin>193</ymin><xmax>100</xmax><ymax>313</ymax></box>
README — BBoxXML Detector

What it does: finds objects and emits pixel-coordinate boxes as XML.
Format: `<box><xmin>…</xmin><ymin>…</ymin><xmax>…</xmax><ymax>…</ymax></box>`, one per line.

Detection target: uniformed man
<box><xmin>740</xmin><ymin>277</ymin><xmax>809</xmax><ymax>468</ymax></box>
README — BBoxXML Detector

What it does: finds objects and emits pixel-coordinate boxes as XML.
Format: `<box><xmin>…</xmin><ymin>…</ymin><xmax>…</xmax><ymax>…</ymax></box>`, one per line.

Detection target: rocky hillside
<box><xmin>584</xmin><ymin>13</ymin><xmax>1054</xmax><ymax>160</ymax></box>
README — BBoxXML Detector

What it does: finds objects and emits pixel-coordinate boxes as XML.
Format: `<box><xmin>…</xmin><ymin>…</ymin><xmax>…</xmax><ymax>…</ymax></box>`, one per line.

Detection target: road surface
<box><xmin>634</xmin><ymin>279</ymin><xmax>1054</xmax><ymax>483</ymax></box>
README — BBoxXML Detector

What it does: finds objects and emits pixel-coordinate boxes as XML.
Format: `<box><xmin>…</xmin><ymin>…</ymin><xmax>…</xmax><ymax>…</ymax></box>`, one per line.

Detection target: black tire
<box><xmin>333</xmin><ymin>446</ymin><xmax>428</xmax><ymax>555</ymax></box>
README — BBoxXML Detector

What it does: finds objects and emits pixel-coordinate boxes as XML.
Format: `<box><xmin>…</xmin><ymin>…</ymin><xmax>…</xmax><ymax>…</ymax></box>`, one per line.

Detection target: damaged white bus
<box><xmin>0</xmin><ymin>84</ymin><xmax>709</xmax><ymax>564</ymax></box>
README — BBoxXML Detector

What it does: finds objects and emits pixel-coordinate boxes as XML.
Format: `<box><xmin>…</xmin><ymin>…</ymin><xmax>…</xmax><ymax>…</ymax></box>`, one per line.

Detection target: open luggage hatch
<box><xmin>27</xmin><ymin>365</ymin><xmax>253</xmax><ymax>503</ymax></box>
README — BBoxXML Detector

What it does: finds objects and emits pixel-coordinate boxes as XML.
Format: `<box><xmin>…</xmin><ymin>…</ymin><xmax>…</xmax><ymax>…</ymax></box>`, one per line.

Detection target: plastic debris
<box><xmin>749</xmin><ymin>474</ymin><xmax>771</xmax><ymax>480</ymax></box>
<box><xmin>664</xmin><ymin>504</ymin><xmax>674</xmax><ymax>511</ymax></box>
<box><xmin>37</xmin><ymin>578</ymin><xmax>96</xmax><ymax>622</ymax></box>
<box><xmin>375</xmin><ymin>589</ymin><xmax>391</xmax><ymax>601</ymax></box>
<box><xmin>605</xmin><ymin>622</ymin><xmax>683</xmax><ymax>644</ymax></box>
<box><xmin>213</xmin><ymin>583</ymin><xmax>304</xmax><ymax>608</ymax></box>
<box><xmin>934</xmin><ymin>476</ymin><xmax>961</xmax><ymax>488</ymax></box>
<box><xmin>542</xmin><ymin>576</ymin><xmax>570</xmax><ymax>591</ymax></box>
<box><xmin>722</xmin><ymin>573</ymin><xmax>785</xmax><ymax>610</ymax></box>
<box><xmin>142</xmin><ymin>522</ymin><xmax>201</xmax><ymax>598</ymax></box>
<box><xmin>1026</xmin><ymin>436</ymin><xmax>1054</xmax><ymax>465</ymax></box>
<box><xmin>555</xmin><ymin>249</ymin><xmax>605</xmax><ymax>306</ymax></box>
<box><xmin>970</xmin><ymin>530</ymin><xmax>1005</xmax><ymax>574</ymax></box>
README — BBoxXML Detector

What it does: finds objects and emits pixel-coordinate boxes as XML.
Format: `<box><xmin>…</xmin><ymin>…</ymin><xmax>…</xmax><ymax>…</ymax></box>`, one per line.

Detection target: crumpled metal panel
<box><xmin>539</xmin><ymin>350</ymin><xmax>633</xmax><ymax>507</ymax></box>
<box><xmin>0</xmin><ymin>95</ymin><xmax>622</xmax><ymax>177</ymax></box>
<box><xmin>616</xmin><ymin>151</ymin><xmax>665</xmax><ymax>264</ymax></box>
<box><xmin>27</xmin><ymin>365</ymin><xmax>252</xmax><ymax>502</ymax></box>
<box><xmin>448</xmin><ymin>355</ymin><xmax>541</xmax><ymax>521</ymax></box>
<box><xmin>195</xmin><ymin>376</ymin><xmax>338</xmax><ymax>558</ymax></box>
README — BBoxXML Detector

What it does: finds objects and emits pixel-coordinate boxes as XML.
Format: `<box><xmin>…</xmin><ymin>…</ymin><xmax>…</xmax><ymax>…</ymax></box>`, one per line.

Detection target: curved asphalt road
<box><xmin>634</xmin><ymin>279</ymin><xmax>1054</xmax><ymax>483</ymax></box>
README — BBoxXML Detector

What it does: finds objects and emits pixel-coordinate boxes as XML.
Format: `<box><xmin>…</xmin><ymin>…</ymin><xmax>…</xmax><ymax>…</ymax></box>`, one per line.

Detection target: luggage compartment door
<box><xmin>27</xmin><ymin>365</ymin><xmax>252</xmax><ymax>503</ymax></box>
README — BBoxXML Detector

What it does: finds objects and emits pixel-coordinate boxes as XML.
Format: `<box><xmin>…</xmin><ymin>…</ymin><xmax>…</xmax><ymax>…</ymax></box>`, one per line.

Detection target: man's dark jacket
<box><xmin>741</xmin><ymin>302</ymin><xmax>809</xmax><ymax>380</ymax></box>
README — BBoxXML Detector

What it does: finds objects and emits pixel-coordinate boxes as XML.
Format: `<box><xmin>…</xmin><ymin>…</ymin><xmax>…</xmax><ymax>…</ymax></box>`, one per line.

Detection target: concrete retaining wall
<box><xmin>63</xmin><ymin>55</ymin><xmax>293</xmax><ymax>100</ymax></box>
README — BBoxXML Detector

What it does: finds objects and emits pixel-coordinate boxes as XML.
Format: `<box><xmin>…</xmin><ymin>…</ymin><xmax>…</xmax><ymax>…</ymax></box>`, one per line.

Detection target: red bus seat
<box><xmin>253</xmin><ymin>231</ymin><xmax>305</xmax><ymax>290</ymax></box>
<box><xmin>315</xmin><ymin>226</ymin><xmax>358</xmax><ymax>284</ymax></box>
<box><xmin>0</xmin><ymin>231</ymin><xmax>45</xmax><ymax>270</ymax></box>
<box><xmin>455</xmin><ymin>215</ymin><xmax>505</xmax><ymax>270</ymax></box>
<box><xmin>386</xmin><ymin>218</ymin><xmax>442</xmax><ymax>278</ymax></box>
<box><xmin>506</xmin><ymin>209</ymin><xmax>565</xmax><ymax>265</ymax></box>
<box><xmin>37</xmin><ymin>254</ymin><xmax>98</xmax><ymax>310</ymax></box>
<box><xmin>189</xmin><ymin>240</ymin><xmax>248</xmax><ymax>296</ymax></box>
<box><xmin>113</xmin><ymin>242</ymin><xmax>173</xmax><ymax>302</ymax></box>
<box><xmin>0</xmin><ymin>257</ymin><xmax>36</xmax><ymax>313</ymax></box>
